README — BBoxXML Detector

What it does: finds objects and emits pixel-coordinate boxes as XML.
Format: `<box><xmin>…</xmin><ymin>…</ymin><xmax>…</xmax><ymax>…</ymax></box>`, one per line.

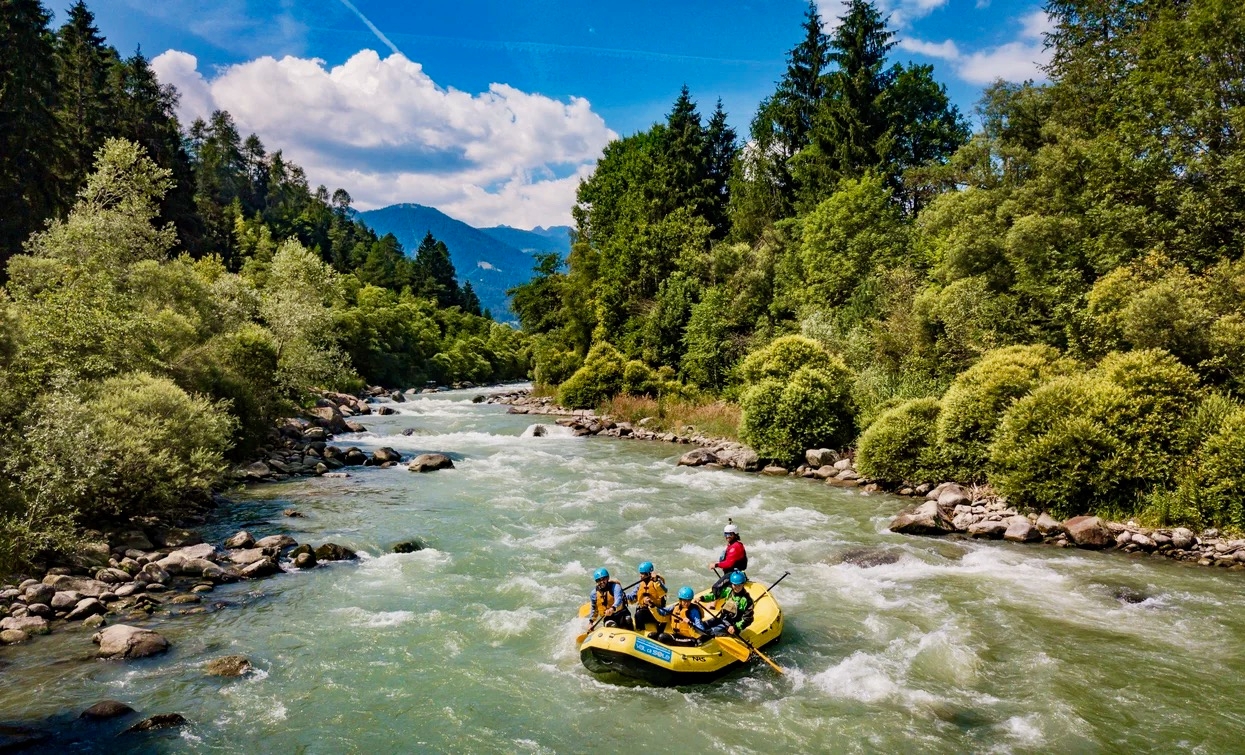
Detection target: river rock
<box><xmin>408</xmin><ymin>453</ymin><xmax>454</xmax><ymax>473</ymax></box>
<box><xmin>205</xmin><ymin>654</ymin><xmax>252</xmax><ymax>677</ymax></box>
<box><xmin>1172</xmin><ymin>527</ymin><xmax>1196</xmax><ymax>550</ymax></box>
<box><xmin>968</xmin><ymin>520</ymin><xmax>1008</xmax><ymax>539</ymax></box>
<box><xmin>24</xmin><ymin>603</ymin><xmax>52</xmax><ymax>619</ymax></box>
<box><xmin>172</xmin><ymin>543</ymin><xmax>217</xmax><ymax>562</ymax></box>
<box><xmin>1131</xmin><ymin>532</ymin><xmax>1156</xmax><ymax>550</ymax></box>
<box><xmin>0</xmin><ymin>629</ymin><xmax>29</xmax><ymax>645</ymax></box>
<box><xmin>1035</xmin><ymin>513</ymin><xmax>1062</xmax><ymax>536</ymax></box>
<box><xmin>293</xmin><ymin>552</ymin><xmax>316</xmax><ymax>569</ymax></box>
<box><xmin>314</xmin><ymin>543</ymin><xmax>357</xmax><ymax>562</ymax></box>
<box><xmin>243</xmin><ymin>461</ymin><xmax>271</xmax><ymax>479</ymax></box>
<box><xmin>284</xmin><ymin>509</ymin><xmax>305</xmax><ymax>518</ymax></box>
<box><xmin>1</xmin><ymin>616</ymin><xmax>49</xmax><ymax>635</ymax></box>
<box><xmin>255</xmin><ymin>534</ymin><xmax>297</xmax><ymax>550</ymax></box>
<box><xmin>95</xmin><ymin>567</ymin><xmax>133</xmax><ymax>584</ymax></box>
<box><xmin>676</xmin><ymin>448</ymin><xmax>718</xmax><ymax>467</ymax></box>
<box><xmin>124</xmin><ymin>713</ymin><xmax>187</xmax><ymax>733</ymax></box>
<box><xmin>51</xmin><ymin>590</ymin><xmax>81</xmax><ymax>610</ymax></box>
<box><xmin>70</xmin><ymin>542</ymin><xmax>112</xmax><ymax>570</ymax></box>
<box><xmin>240</xmin><ymin>557</ymin><xmax>282</xmax><ymax>579</ymax></box>
<box><xmin>805</xmin><ymin>448</ymin><xmax>835</xmax><ymax>469</ymax></box>
<box><xmin>308</xmin><ymin>405</ymin><xmax>351</xmax><ymax>434</ymax></box>
<box><xmin>114</xmin><ymin>583</ymin><xmax>142</xmax><ymax>597</ymax></box>
<box><xmin>376</xmin><ymin>405</ymin><xmax>396</xmax><ymax>415</ymax></box>
<box><xmin>180</xmin><ymin>558</ymin><xmax>218</xmax><ymax>576</ymax></box>
<box><xmin>82</xmin><ymin>614</ymin><xmax>106</xmax><ymax>629</ymax></box>
<box><xmin>24</xmin><ymin>583</ymin><xmax>54</xmax><ymax>606</ymax></box>
<box><xmin>889</xmin><ymin>500</ymin><xmax>955</xmax><ymax>536</ymax></box>
<box><xmin>111</xmin><ymin>530</ymin><xmax>154</xmax><ymax>551</ymax></box>
<box><xmin>1063</xmin><ymin>516</ymin><xmax>1111</xmax><ymax>549</ymax></box>
<box><xmin>392</xmin><ymin>540</ymin><xmax>424</xmax><ymax>553</ymax></box>
<box><xmin>94</xmin><ymin>625</ymin><xmax>169</xmax><ymax>659</ymax></box>
<box><xmin>936</xmin><ymin>485</ymin><xmax>970</xmax><ymax>508</ymax></box>
<box><xmin>224</xmin><ymin>530</ymin><xmax>255</xmax><ymax>549</ymax></box>
<box><xmin>760</xmin><ymin>465</ymin><xmax>789</xmax><ymax>476</ymax></box>
<box><xmin>0</xmin><ymin>725</ymin><xmax>49</xmax><ymax>750</ymax></box>
<box><xmin>43</xmin><ymin>575</ymin><xmax>112</xmax><ymax>596</ymax></box>
<box><xmin>152</xmin><ymin>527</ymin><xmax>201</xmax><ymax>548</ymax></box>
<box><xmin>139</xmin><ymin>563</ymin><xmax>170</xmax><ymax>585</ymax></box>
<box><xmin>66</xmin><ymin>598</ymin><xmax>105</xmax><ymax>621</ymax></box>
<box><xmin>838</xmin><ymin>547</ymin><xmax>901</xmax><ymax>568</ymax></box>
<box><xmin>228</xmin><ymin>548</ymin><xmax>268</xmax><ymax>566</ymax></box>
<box><xmin>80</xmin><ymin>700</ymin><xmax>135</xmax><ymax>719</ymax></box>
<box><xmin>1003</xmin><ymin>516</ymin><xmax>1041</xmax><ymax>543</ymax></box>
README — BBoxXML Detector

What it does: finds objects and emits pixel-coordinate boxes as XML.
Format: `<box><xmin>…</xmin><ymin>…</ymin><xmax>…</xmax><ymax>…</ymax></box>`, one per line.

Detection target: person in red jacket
<box><xmin>707</xmin><ymin>522</ymin><xmax>748</xmax><ymax>593</ymax></box>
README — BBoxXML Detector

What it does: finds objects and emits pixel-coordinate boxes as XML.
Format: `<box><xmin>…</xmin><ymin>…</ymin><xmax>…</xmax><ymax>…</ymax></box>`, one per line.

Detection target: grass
<box><xmin>598</xmin><ymin>394</ymin><xmax>742</xmax><ymax>442</ymax></box>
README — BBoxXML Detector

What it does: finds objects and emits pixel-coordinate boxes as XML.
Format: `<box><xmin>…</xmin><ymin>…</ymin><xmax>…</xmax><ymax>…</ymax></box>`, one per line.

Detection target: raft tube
<box><xmin>578</xmin><ymin>581</ymin><xmax>783</xmax><ymax>685</ymax></box>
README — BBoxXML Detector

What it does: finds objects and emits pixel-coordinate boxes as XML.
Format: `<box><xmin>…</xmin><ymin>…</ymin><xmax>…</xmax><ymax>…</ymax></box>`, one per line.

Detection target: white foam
<box><xmin>332</xmin><ymin>607</ymin><xmax>416</xmax><ymax>627</ymax></box>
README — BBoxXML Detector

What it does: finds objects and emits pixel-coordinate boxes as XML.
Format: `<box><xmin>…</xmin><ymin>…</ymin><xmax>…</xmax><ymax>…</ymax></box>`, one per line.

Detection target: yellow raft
<box><xmin>578</xmin><ymin>580</ymin><xmax>783</xmax><ymax>685</ymax></box>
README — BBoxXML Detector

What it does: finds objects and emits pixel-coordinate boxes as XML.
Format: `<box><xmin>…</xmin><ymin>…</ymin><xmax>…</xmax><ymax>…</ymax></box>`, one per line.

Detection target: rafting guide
<box><xmin>707</xmin><ymin>520</ymin><xmax>747</xmax><ymax>593</ymax></box>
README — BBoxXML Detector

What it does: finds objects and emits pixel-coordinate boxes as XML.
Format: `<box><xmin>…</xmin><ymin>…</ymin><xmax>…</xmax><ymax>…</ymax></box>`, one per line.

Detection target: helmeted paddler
<box><xmin>700</xmin><ymin>571</ymin><xmax>755</xmax><ymax>637</ymax></box>
<box><xmin>625</xmin><ymin>561</ymin><xmax>666</xmax><ymax>632</ymax></box>
<box><xmin>655</xmin><ymin>586</ymin><xmax>708</xmax><ymax>645</ymax></box>
<box><xmin>707</xmin><ymin>521</ymin><xmax>748</xmax><ymax>593</ymax></box>
<box><xmin>588</xmin><ymin>567</ymin><xmax>632</xmax><ymax>629</ymax></box>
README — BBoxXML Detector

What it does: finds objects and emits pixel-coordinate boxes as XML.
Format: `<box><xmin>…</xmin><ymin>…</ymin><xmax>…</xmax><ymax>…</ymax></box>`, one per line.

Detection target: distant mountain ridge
<box><xmin>358</xmin><ymin>204</ymin><xmax>570</xmax><ymax>320</ymax></box>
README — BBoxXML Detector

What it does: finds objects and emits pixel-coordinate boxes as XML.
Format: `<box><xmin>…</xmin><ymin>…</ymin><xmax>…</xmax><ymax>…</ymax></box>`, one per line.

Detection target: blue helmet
<box><xmin>729</xmin><ymin>571</ymin><xmax>747</xmax><ymax>586</ymax></box>
<box><xmin>677</xmin><ymin>586</ymin><xmax>694</xmax><ymax>600</ymax></box>
<box><xmin>638</xmin><ymin>561</ymin><xmax>654</xmax><ymax>574</ymax></box>
<box><xmin>593</xmin><ymin>567</ymin><xmax>609</xmax><ymax>581</ymax></box>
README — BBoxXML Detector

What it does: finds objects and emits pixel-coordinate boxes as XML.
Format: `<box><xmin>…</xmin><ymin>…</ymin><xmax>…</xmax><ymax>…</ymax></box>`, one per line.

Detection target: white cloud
<box><xmin>817</xmin><ymin>0</ymin><xmax>951</xmax><ymax>30</ymax></box>
<box><xmin>152</xmin><ymin>49</ymin><xmax>616</xmax><ymax>228</ymax></box>
<box><xmin>898</xmin><ymin>10</ymin><xmax>1053</xmax><ymax>86</ymax></box>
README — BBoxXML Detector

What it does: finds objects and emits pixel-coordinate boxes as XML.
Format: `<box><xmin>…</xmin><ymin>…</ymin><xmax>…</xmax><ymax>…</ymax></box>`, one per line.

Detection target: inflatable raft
<box><xmin>578</xmin><ymin>580</ymin><xmax>783</xmax><ymax>685</ymax></box>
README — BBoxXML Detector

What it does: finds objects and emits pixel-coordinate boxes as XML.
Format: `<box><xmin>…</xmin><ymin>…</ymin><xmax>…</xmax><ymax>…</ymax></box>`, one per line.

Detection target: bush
<box><xmin>532</xmin><ymin>340</ymin><xmax>583</xmax><ymax>387</ymax></box>
<box><xmin>936</xmin><ymin>345</ymin><xmax>1078</xmax><ymax>481</ymax></box>
<box><xmin>739</xmin><ymin>363</ymin><xmax>855</xmax><ymax>461</ymax></box>
<box><xmin>557</xmin><ymin>342</ymin><xmax>625</xmax><ymax>408</ymax></box>
<box><xmin>856</xmin><ymin>398</ymin><xmax>946</xmax><ymax>484</ymax></box>
<box><xmin>989</xmin><ymin>350</ymin><xmax>1201</xmax><ymax>517</ymax></box>
<box><xmin>621</xmin><ymin>360</ymin><xmax>658</xmax><ymax>396</ymax></box>
<box><xmin>1187</xmin><ymin>408</ymin><xmax>1245</xmax><ymax>529</ymax></box>
<box><xmin>738</xmin><ymin>335</ymin><xmax>835</xmax><ymax>384</ymax></box>
<box><xmin>14</xmin><ymin>373</ymin><xmax>236</xmax><ymax>524</ymax></box>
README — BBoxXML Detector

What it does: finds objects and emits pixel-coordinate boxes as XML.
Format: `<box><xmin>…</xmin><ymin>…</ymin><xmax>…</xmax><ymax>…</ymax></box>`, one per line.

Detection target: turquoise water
<box><xmin>3</xmin><ymin>387</ymin><xmax>1245</xmax><ymax>752</ymax></box>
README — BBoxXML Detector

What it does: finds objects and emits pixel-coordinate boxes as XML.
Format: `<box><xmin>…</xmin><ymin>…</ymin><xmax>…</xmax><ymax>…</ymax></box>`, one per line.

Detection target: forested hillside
<box><xmin>0</xmin><ymin>1</ymin><xmax>527</xmax><ymax>573</ymax></box>
<box><xmin>511</xmin><ymin>0</ymin><xmax>1245</xmax><ymax>529</ymax></box>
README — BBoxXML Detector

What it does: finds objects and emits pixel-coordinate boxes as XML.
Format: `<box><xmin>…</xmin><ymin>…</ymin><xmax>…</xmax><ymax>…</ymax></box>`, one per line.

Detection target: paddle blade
<box><xmin>714</xmin><ymin>636</ymin><xmax>752</xmax><ymax>663</ymax></box>
<box><xmin>578</xmin><ymin>603</ymin><xmax>590</xmax><ymax>618</ymax></box>
<box><xmin>751</xmin><ymin>646</ymin><xmax>785</xmax><ymax>675</ymax></box>
<box><xmin>575</xmin><ymin>632</ymin><xmax>588</xmax><ymax>646</ymax></box>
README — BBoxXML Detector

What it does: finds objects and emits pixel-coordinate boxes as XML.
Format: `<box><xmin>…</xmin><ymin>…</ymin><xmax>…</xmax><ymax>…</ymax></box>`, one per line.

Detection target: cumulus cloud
<box><xmin>817</xmin><ymin>0</ymin><xmax>950</xmax><ymax>30</ymax></box>
<box><xmin>152</xmin><ymin>49</ymin><xmax>616</xmax><ymax>228</ymax></box>
<box><xmin>899</xmin><ymin>10</ymin><xmax>1053</xmax><ymax>85</ymax></box>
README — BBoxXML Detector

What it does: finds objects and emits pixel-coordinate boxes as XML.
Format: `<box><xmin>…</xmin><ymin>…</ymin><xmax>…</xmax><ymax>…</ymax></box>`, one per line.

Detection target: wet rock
<box><xmin>240</xmin><ymin>557</ymin><xmax>282</xmax><ymax>579</ymax></box>
<box><xmin>838</xmin><ymin>547</ymin><xmax>901</xmax><ymax>568</ymax></box>
<box><xmin>138</xmin><ymin>563</ymin><xmax>170</xmax><ymax>585</ymax></box>
<box><xmin>676</xmin><ymin>448</ymin><xmax>718</xmax><ymax>467</ymax></box>
<box><xmin>283</xmin><ymin>509</ymin><xmax>305</xmax><ymax>518</ymax></box>
<box><xmin>1131</xmin><ymin>532</ymin><xmax>1156</xmax><ymax>550</ymax></box>
<box><xmin>371</xmin><ymin>447</ymin><xmax>402</xmax><ymax>464</ymax></box>
<box><xmin>293</xmin><ymin>553</ymin><xmax>316</xmax><ymax>569</ymax></box>
<box><xmin>314</xmin><ymin>543</ymin><xmax>358</xmax><ymax>562</ymax></box>
<box><xmin>342</xmin><ymin>447</ymin><xmax>368</xmax><ymax>466</ymax></box>
<box><xmin>228</xmin><ymin>548</ymin><xmax>269</xmax><ymax>566</ymax></box>
<box><xmin>82</xmin><ymin>614</ymin><xmax>106</xmax><ymax>629</ymax></box>
<box><xmin>1114</xmin><ymin>586</ymin><xmax>1149</xmax><ymax>604</ymax></box>
<box><xmin>376</xmin><ymin>405</ymin><xmax>396</xmax><ymax>415</ymax></box>
<box><xmin>205</xmin><ymin>655</ymin><xmax>252</xmax><ymax>677</ymax></box>
<box><xmin>392</xmin><ymin>540</ymin><xmax>425</xmax><ymax>553</ymax></box>
<box><xmin>254</xmin><ymin>534</ymin><xmax>297</xmax><ymax>551</ymax></box>
<box><xmin>968</xmin><ymin>520</ymin><xmax>1008</xmax><ymax>539</ymax></box>
<box><xmin>889</xmin><ymin>501</ymin><xmax>955</xmax><ymax>536</ymax></box>
<box><xmin>124</xmin><ymin>713</ymin><xmax>187</xmax><ymax>733</ymax></box>
<box><xmin>1003</xmin><ymin>516</ymin><xmax>1041</xmax><ymax>543</ymax></box>
<box><xmin>302</xmin><ymin>426</ymin><xmax>328</xmax><ymax>442</ymax></box>
<box><xmin>0</xmin><ymin>725</ymin><xmax>49</xmax><ymax>749</ymax></box>
<box><xmin>408</xmin><ymin>453</ymin><xmax>454</xmax><ymax>473</ymax></box>
<box><xmin>93</xmin><ymin>625</ymin><xmax>169</xmax><ymax>659</ymax></box>
<box><xmin>66</xmin><ymin>598</ymin><xmax>105</xmax><ymax>621</ymax></box>
<box><xmin>95</xmin><ymin>567</ymin><xmax>133</xmax><ymax>584</ymax></box>
<box><xmin>0</xmin><ymin>616</ymin><xmax>49</xmax><ymax>635</ymax></box>
<box><xmin>169</xmin><ymin>595</ymin><xmax>200</xmax><ymax>605</ymax></box>
<box><xmin>24</xmin><ymin>583</ymin><xmax>54</xmax><ymax>606</ymax></box>
<box><xmin>24</xmin><ymin>603</ymin><xmax>52</xmax><ymax>619</ymax></box>
<box><xmin>1063</xmin><ymin>516</ymin><xmax>1111</xmax><ymax>549</ymax></box>
<box><xmin>80</xmin><ymin>700</ymin><xmax>135</xmax><ymax>719</ymax></box>
<box><xmin>760</xmin><ymin>465</ymin><xmax>789</xmax><ymax>476</ymax></box>
<box><xmin>50</xmin><ymin>591</ymin><xmax>81</xmax><ymax>610</ymax></box>
<box><xmin>0</xmin><ymin>629</ymin><xmax>30</xmax><ymax>645</ymax></box>
<box><xmin>530</xmin><ymin>424</ymin><xmax>548</xmax><ymax>437</ymax></box>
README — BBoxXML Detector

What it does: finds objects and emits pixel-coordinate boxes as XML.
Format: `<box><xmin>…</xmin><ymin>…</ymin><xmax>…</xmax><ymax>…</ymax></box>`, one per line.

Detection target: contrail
<box><xmin>335</xmin><ymin>0</ymin><xmax>402</xmax><ymax>56</ymax></box>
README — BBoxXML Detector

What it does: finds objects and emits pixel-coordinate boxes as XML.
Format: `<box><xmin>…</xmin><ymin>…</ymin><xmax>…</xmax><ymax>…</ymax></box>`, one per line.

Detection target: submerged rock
<box><xmin>838</xmin><ymin>547</ymin><xmax>901</xmax><ymax>568</ymax></box>
<box><xmin>124</xmin><ymin>713</ymin><xmax>187</xmax><ymax>733</ymax></box>
<box><xmin>314</xmin><ymin>543</ymin><xmax>357</xmax><ymax>562</ymax></box>
<box><xmin>392</xmin><ymin>540</ymin><xmax>425</xmax><ymax>554</ymax></box>
<box><xmin>408</xmin><ymin>453</ymin><xmax>454</xmax><ymax>473</ymax></box>
<box><xmin>80</xmin><ymin>700</ymin><xmax>136</xmax><ymax>719</ymax></box>
<box><xmin>205</xmin><ymin>655</ymin><xmax>252</xmax><ymax>677</ymax></box>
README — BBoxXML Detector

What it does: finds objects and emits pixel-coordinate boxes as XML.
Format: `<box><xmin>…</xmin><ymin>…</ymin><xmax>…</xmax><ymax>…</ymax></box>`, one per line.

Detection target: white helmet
<box><xmin>723</xmin><ymin>523</ymin><xmax>739</xmax><ymax>535</ymax></box>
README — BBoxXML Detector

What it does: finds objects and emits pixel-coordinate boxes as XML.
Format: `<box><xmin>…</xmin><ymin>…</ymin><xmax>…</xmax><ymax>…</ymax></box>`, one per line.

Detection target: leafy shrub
<box><xmin>532</xmin><ymin>339</ymin><xmax>583</xmax><ymax>387</ymax></box>
<box><xmin>990</xmin><ymin>350</ymin><xmax>1201</xmax><ymax>517</ymax></box>
<box><xmin>739</xmin><ymin>363</ymin><xmax>855</xmax><ymax>461</ymax></box>
<box><xmin>14</xmin><ymin>373</ymin><xmax>236</xmax><ymax>524</ymax></box>
<box><xmin>621</xmin><ymin>360</ymin><xmax>659</xmax><ymax>396</ymax></box>
<box><xmin>558</xmin><ymin>342</ymin><xmax>625</xmax><ymax>408</ymax></box>
<box><xmin>1187</xmin><ymin>408</ymin><xmax>1245</xmax><ymax>529</ymax></box>
<box><xmin>856</xmin><ymin>398</ymin><xmax>946</xmax><ymax>484</ymax></box>
<box><xmin>738</xmin><ymin>335</ymin><xmax>835</xmax><ymax>384</ymax></box>
<box><xmin>937</xmin><ymin>345</ymin><xmax>1078</xmax><ymax>481</ymax></box>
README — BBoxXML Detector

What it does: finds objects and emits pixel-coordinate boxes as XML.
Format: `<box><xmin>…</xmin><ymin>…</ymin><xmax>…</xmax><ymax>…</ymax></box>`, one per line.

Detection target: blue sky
<box><xmin>89</xmin><ymin>0</ymin><xmax>1051</xmax><ymax>227</ymax></box>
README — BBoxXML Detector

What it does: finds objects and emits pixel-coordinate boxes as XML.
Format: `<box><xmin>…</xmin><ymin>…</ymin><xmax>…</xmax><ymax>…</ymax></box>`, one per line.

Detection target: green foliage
<box><xmin>532</xmin><ymin>337</ymin><xmax>583</xmax><ymax>387</ymax></box>
<box><xmin>937</xmin><ymin>345</ymin><xmax>1079</xmax><ymax>481</ymax></box>
<box><xmin>680</xmin><ymin>287</ymin><xmax>740</xmax><ymax>389</ymax></box>
<box><xmin>738</xmin><ymin>335</ymin><xmax>835</xmax><ymax>383</ymax></box>
<box><xmin>557</xmin><ymin>342</ymin><xmax>626</xmax><ymax>408</ymax></box>
<box><xmin>739</xmin><ymin>363</ymin><xmax>855</xmax><ymax>461</ymax></box>
<box><xmin>622</xmin><ymin>360</ymin><xmax>659</xmax><ymax>396</ymax></box>
<box><xmin>855</xmin><ymin>397</ymin><xmax>945</xmax><ymax>483</ymax></box>
<box><xmin>990</xmin><ymin>350</ymin><xmax>1201</xmax><ymax>517</ymax></box>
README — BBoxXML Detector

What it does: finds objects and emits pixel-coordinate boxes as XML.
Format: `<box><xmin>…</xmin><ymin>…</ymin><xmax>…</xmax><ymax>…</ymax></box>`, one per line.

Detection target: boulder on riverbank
<box><xmin>408</xmin><ymin>453</ymin><xmax>454</xmax><ymax>473</ymax></box>
<box><xmin>1063</xmin><ymin>516</ymin><xmax>1111</xmax><ymax>549</ymax></box>
<box><xmin>677</xmin><ymin>448</ymin><xmax>719</xmax><ymax>467</ymax></box>
<box><xmin>93</xmin><ymin>625</ymin><xmax>169</xmax><ymax>659</ymax></box>
<box><xmin>889</xmin><ymin>501</ymin><xmax>955</xmax><ymax>536</ymax></box>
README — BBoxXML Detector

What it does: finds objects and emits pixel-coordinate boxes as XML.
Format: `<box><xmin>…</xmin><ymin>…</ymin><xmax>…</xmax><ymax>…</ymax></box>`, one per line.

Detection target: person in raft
<box><xmin>700</xmin><ymin>571</ymin><xmax>755</xmax><ymax>637</ymax></box>
<box><xmin>706</xmin><ymin>522</ymin><xmax>748</xmax><ymax>593</ymax></box>
<box><xmin>654</xmin><ymin>586</ymin><xmax>709</xmax><ymax>645</ymax></box>
<box><xmin>626</xmin><ymin>561</ymin><xmax>666</xmax><ymax>631</ymax></box>
<box><xmin>588</xmin><ymin>567</ymin><xmax>632</xmax><ymax>629</ymax></box>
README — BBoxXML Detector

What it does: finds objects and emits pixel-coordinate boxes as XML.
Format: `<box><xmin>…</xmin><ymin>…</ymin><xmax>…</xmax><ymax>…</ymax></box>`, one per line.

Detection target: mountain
<box><xmin>479</xmin><ymin>225</ymin><xmax>573</xmax><ymax>256</ymax></box>
<box><xmin>358</xmin><ymin>204</ymin><xmax>544</xmax><ymax>320</ymax></box>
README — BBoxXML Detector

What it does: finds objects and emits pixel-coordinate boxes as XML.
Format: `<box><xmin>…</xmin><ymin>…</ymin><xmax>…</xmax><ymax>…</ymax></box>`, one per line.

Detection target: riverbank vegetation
<box><xmin>509</xmin><ymin>0</ymin><xmax>1245</xmax><ymax>530</ymax></box>
<box><xmin>0</xmin><ymin>2</ymin><xmax>528</xmax><ymax>574</ymax></box>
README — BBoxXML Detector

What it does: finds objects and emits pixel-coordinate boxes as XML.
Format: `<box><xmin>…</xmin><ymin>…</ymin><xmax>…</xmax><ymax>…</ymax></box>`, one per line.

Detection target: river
<box><xmin>3</xmin><ymin>386</ymin><xmax>1245</xmax><ymax>752</ymax></box>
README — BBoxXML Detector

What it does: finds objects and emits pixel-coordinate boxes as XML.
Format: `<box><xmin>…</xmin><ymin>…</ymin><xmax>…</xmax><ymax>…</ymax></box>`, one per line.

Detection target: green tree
<box><xmin>54</xmin><ymin>1</ymin><xmax>116</xmax><ymax>199</ymax></box>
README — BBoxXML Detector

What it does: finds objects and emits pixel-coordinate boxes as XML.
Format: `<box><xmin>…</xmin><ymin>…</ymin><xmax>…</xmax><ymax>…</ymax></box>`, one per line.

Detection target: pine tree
<box><xmin>775</xmin><ymin>1</ymin><xmax>830</xmax><ymax>155</ymax></box>
<box><xmin>461</xmin><ymin>280</ymin><xmax>482</xmax><ymax>317</ymax></box>
<box><xmin>705</xmin><ymin>99</ymin><xmax>737</xmax><ymax>239</ymax></box>
<box><xmin>659</xmin><ymin>85</ymin><xmax>710</xmax><ymax>217</ymax></box>
<box><xmin>0</xmin><ymin>0</ymin><xmax>61</xmax><ymax>266</ymax></box>
<box><xmin>55</xmin><ymin>1</ymin><xmax>117</xmax><ymax>200</ymax></box>
<box><xmin>412</xmin><ymin>231</ymin><xmax>461</xmax><ymax>309</ymax></box>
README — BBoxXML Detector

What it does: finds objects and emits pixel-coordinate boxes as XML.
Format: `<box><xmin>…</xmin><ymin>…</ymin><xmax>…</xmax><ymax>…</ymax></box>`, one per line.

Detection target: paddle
<box><xmin>575</xmin><ymin>578</ymin><xmax>642</xmax><ymax>645</ymax></box>
<box><xmin>696</xmin><ymin>589</ymin><xmax>786</xmax><ymax>675</ymax></box>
